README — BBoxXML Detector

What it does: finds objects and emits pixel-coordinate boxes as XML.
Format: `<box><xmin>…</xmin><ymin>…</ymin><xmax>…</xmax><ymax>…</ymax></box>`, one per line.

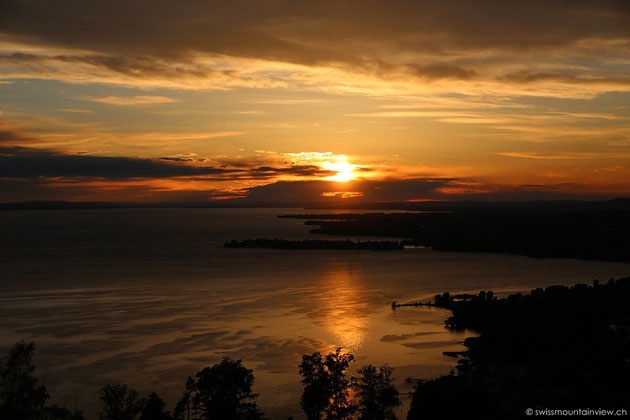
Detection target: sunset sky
<box><xmin>2</xmin><ymin>0</ymin><xmax>630</xmax><ymax>203</ymax></box>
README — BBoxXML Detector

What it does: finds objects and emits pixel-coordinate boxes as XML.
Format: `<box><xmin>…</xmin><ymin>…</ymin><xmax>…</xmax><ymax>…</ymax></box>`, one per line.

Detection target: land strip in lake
<box><xmin>224</xmin><ymin>238</ymin><xmax>403</xmax><ymax>250</ymax></box>
<box><xmin>280</xmin><ymin>201</ymin><xmax>630</xmax><ymax>262</ymax></box>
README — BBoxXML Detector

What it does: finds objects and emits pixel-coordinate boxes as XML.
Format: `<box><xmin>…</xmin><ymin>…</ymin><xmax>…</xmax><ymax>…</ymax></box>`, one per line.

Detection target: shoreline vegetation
<box><xmin>224</xmin><ymin>238</ymin><xmax>404</xmax><ymax>251</ymax></box>
<box><xmin>2</xmin><ymin>278</ymin><xmax>628</xmax><ymax>419</ymax></box>
<box><xmin>408</xmin><ymin>276</ymin><xmax>630</xmax><ymax>419</ymax></box>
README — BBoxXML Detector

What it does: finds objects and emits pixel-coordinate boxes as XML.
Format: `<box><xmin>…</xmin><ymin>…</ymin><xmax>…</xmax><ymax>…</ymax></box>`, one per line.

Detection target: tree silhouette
<box><xmin>43</xmin><ymin>403</ymin><xmax>86</xmax><ymax>420</ymax></box>
<box><xmin>324</xmin><ymin>349</ymin><xmax>356</xmax><ymax>420</ymax></box>
<box><xmin>0</xmin><ymin>340</ymin><xmax>49</xmax><ymax>419</ymax></box>
<box><xmin>299</xmin><ymin>348</ymin><xmax>356</xmax><ymax>420</ymax></box>
<box><xmin>140</xmin><ymin>392</ymin><xmax>172</xmax><ymax>420</ymax></box>
<box><xmin>299</xmin><ymin>352</ymin><xmax>329</xmax><ymax>420</ymax></box>
<box><xmin>98</xmin><ymin>384</ymin><xmax>145</xmax><ymax>420</ymax></box>
<box><xmin>179</xmin><ymin>357</ymin><xmax>264</xmax><ymax>420</ymax></box>
<box><xmin>173</xmin><ymin>378</ymin><xmax>194</xmax><ymax>420</ymax></box>
<box><xmin>407</xmin><ymin>373</ymin><xmax>495</xmax><ymax>419</ymax></box>
<box><xmin>355</xmin><ymin>365</ymin><xmax>400</xmax><ymax>420</ymax></box>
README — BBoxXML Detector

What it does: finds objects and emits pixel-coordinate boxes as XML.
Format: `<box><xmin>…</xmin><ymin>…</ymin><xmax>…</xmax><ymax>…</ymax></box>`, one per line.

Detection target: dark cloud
<box><xmin>1</xmin><ymin>0</ymin><xmax>629</xmax><ymax>81</ymax></box>
<box><xmin>244</xmin><ymin>178</ymin><xmax>454</xmax><ymax>204</ymax></box>
<box><xmin>241</xmin><ymin>178</ymin><xmax>624</xmax><ymax>205</ymax></box>
<box><xmin>0</xmin><ymin>146</ymin><xmax>335</xmax><ymax>182</ymax></box>
<box><xmin>407</xmin><ymin>64</ymin><xmax>477</xmax><ymax>80</ymax></box>
<box><xmin>500</xmin><ymin>72</ymin><xmax>630</xmax><ymax>85</ymax></box>
<box><xmin>252</xmin><ymin>165</ymin><xmax>333</xmax><ymax>177</ymax></box>
<box><xmin>0</xmin><ymin>146</ymin><xmax>240</xmax><ymax>179</ymax></box>
<box><xmin>158</xmin><ymin>157</ymin><xmax>194</xmax><ymax>162</ymax></box>
<box><xmin>1</xmin><ymin>52</ymin><xmax>213</xmax><ymax>79</ymax></box>
<box><xmin>331</xmin><ymin>58</ymin><xmax>479</xmax><ymax>81</ymax></box>
<box><xmin>0</xmin><ymin>128</ymin><xmax>33</xmax><ymax>144</ymax></box>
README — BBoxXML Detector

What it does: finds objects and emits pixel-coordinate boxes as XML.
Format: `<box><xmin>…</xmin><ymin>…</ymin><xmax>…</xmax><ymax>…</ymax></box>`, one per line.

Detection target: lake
<box><xmin>1</xmin><ymin>208</ymin><xmax>629</xmax><ymax>418</ymax></box>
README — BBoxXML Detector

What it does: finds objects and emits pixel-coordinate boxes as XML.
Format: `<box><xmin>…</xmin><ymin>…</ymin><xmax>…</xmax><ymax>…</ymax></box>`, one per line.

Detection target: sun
<box><xmin>323</xmin><ymin>156</ymin><xmax>357</xmax><ymax>182</ymax></box>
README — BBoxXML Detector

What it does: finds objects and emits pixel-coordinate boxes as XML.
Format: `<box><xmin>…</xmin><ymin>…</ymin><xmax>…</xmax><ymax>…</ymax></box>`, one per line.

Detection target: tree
<box><xmin>140</xmin><ymin>392</ymin><xmax>172</xmax><ymax>420</ymax></box>
<box><xmin>173</xmin><ymin>378</ymin><xmax>193</xmax><ymax>420</ymax></box>
<box><xmin>180</xmin><ymin>357</ymin><xmax>264</xmax><ymax>420</ymax></box>
<box><xmin>407</xmin><ymin>374</ymin><xmax>497</xmax><ymax>420</ymax></box>
<box><xmin>299</xmin><ymin>348</ymin><xmax>356</xmax><ymax>420</ymax></box>
<box><xmin>355</xmin><ymin>365</ymin><xmax>400</xmax><ymax>420</ymax></box>
<box><xmin>324</xmin><ymin>349</ymin><xmax>356</xmax><ymax>420</ymax></box>
<box><xmin>299</xmin><ymin>352</ymin><xmax>330</xmax><ymax>420</ymax></box>
<box><xmin>98</xmin><ymin>384</ymin><xmax>145</xmax><ymax>420</ymax></box>
<box><xmin>0</xmin><ymin>340</ymin><xmax>49</xmax><ymax>419</ymax></box>
<box><xmin>42</xmin><ymin>404</ymin><xmax>86</xmax><ymax>420</ymax></box>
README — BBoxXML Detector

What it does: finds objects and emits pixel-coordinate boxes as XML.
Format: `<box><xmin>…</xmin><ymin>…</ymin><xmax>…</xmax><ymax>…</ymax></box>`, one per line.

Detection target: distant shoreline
<box><xmin>224</xmin><ymin>238</ymin><xmax>404</xmax><ymax>250</ymax></box>
<box><xmin>2</xmin><ymin>198</ymin><xmax>630</xmax><ymax>211</ymax></box>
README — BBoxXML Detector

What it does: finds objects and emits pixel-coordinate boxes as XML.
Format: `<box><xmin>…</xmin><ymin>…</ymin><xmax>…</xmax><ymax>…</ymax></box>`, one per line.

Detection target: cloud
<box><xmin>321</xmin><ymin>191</ymin><xmax>363</xmax><ymax>199</ymax></box>
<box><xmin>0</xmin><ymin>128</ymin><xmax>32</xmax><ymax>144</ymax></box>
<box><xmin>82</xmin><ymin>95</ymin><xmax>178</xmax><ymax>106</ymax></box>
<box><xmin>243</xmin><ymin>99</ymin><xmax>324</xmax><ymax>105</ymax></box>
<box><xmin>2</xmin><ymin>149</ymin><xmax>629</xmax><ymax>202</ymax></box>
<box><xmin>2</xmin><ymin>1</ymin><xmax>630</xmax><ymax>97</ymax></box>
<box><xmin>59</xmin><ymin>108</ymin><xmax>94</xmax><ymax>114</ymax></box>
<box><xmin>500</xmin><ymin>72</ymin><xmax>630</xmax><ymax>86</ymax></box>
<box><xmin>233</xmin><ymin>110</ymin><xmax>267</xmax><ymax>116</ymax></box>
<box><xmin>498</xmin><ymin>152</ymin><xmax>596</xmax><ymax>160</ymax></box>
<box><xmin>240</xmin><ymin>177</ymin><xmax>630</xmax><ymax>204</ymax></box>
<box><xmin>0</xmin><ymin>145</ymin><xmax>338</xmax><ymax>180</ymax></box>
<box><xmin>497</xmin><ymin>151</ymin><xmax>630</xmax><ymax>160</ymax></box>
<box><xmin>251</xmin><ymin>165</ymin><xmax>333</xmax><ymax>177</ymax></box>
<box><xmin>406</xmin><ymin>64</ymin><xmax>477</xmax><ymax>80</ymax></box>
<box><xmin>0</xmin><ymin>52</ymin><xmax>214</xmax><ymax>80</ymax></box>
<box><xmin>244</xmin><ymin>178</ymin><xmax>455</xmax><ymax>204</ymax></box>
<box><xmin>3</xmin><ymin>1</ymin><xmax>629</xmax><ymax>61</ymax></box>
<box><xmin>0</xmin><ymin>146</ymin><xmax>240</xmax><ymax>179</ymax></box>
<box><xmin>263</xmin><ymin>123</ymin><xmax>296</xmax><ymax>128</ymax></box>
<box><xmin>119</xmin><ymin>131</ymin><xmax>245</xmax><ymax>141</ymax></box>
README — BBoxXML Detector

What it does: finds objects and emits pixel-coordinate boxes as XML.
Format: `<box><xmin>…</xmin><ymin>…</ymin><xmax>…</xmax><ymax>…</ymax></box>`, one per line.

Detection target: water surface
<box><xmin>1</xmin><ymin>208</ymin><xmax>629</xmax><ymax>418</ymax></box>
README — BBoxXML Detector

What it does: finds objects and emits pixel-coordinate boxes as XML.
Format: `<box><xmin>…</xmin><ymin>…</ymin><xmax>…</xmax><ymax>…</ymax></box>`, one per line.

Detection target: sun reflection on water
<box><xmin>320</xmin><ymin>263</ymin><xmax>368</xmax><ymax>352</ymax></box>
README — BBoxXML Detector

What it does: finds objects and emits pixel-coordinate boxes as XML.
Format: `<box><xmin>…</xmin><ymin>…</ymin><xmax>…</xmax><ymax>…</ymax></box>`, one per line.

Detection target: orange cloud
<box><xmin>82</xmin><ymin>95</ymin><xmax>178</xmax><ymax>105</ymax></box>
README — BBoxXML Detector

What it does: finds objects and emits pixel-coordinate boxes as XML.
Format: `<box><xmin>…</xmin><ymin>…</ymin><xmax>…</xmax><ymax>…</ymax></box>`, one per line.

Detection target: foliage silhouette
<box><xmin>172</xmin><ymin>378</ymin><xmax>193</xmax><ymax>420</ymax></box>
<box><xmin>0</xmin><ymin>340</ymin><xmax>49</xmax><ymax>419</ymax></box>
<box><xmin>407</xmin><ymin>372</ymin><xmax>497</xmax><ymax>420</ymax></box>
<box><xmin>0</xmin><ymin>341</ymin><xmax>85</xmax><ymax>420</ymax></box>
<box><xmin>42</xmin><ymin>403</ymin><xmax>87</xmax><ymax>420</ymax></box>
<box><xmin>177</xmin><ymin>357</ymin><xmax>264</xmax><ymax>420</ymax></box>
<box><xmin>299</xmin><ymin>348</ymin><xmax>356</xmax><ymax>420</ymax></box>
<box><xmin>140</xmin><ymin>392</ymin><xmax>172</xmax><ymax>420</ymax></box>
<box><xmin>355</xmin><ymin>364</ymin><xmax>400</xmax><ymax>420</ymax></box>
<box><xmin>298</xmin><ymin>352</ymin><xmax>329</xmax><ymax>420</ymax></box>
<box><xmin>409</xmin><ymin>278</ymin><xmax>630</xmax><ymax>419</ymax></box>
<box><xmin>98</xmin><ymin>384</ymin><xmax>145</xmax><ymax>420</ymax></box>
